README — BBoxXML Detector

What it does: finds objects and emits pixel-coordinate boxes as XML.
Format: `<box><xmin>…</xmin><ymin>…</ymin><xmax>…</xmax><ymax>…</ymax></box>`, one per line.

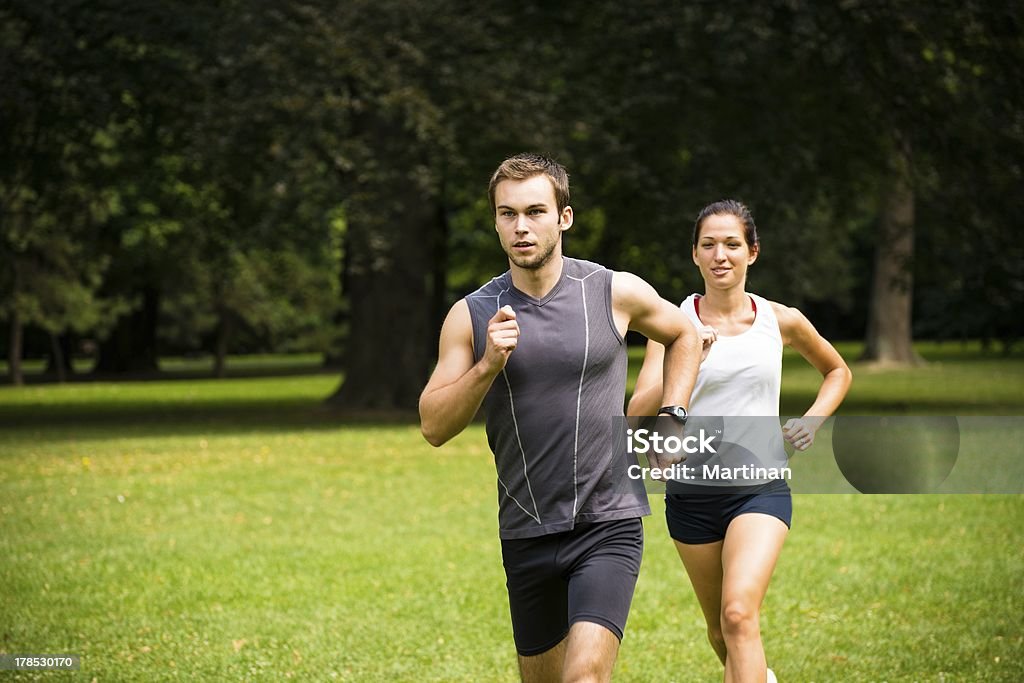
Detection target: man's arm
<box><xmin>630</xmin><ymin>322</ymin><xmax>717</xmax><ymax>416</ymax></box>
<box><xmin>419</xmin><ymin>301</ymin><xmax>519</xmax><ymax>446</ymax></box>
<box><xmin>613</xmin><ymin>272</ymin><xmax>701</xmax><ymax>414</ymax></box>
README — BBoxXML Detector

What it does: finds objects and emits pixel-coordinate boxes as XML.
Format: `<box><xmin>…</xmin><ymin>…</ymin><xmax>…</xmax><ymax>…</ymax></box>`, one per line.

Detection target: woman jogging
<box><xmin>628</xmin><ymin>199</ymin><xmax>852</xmax><ymax>683</ymax></box>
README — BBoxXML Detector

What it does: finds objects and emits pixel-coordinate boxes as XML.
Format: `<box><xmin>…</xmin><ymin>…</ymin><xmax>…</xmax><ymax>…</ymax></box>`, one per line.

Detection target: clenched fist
<box><xmin>483</xmin><ymin>305</ymin><xmax>520</xmax><ymax>373</ymax></box>
<box><xmin>697</xmin><ymin>324</ymin><xmax>718</xmax><ymax>362</ymax></box>
<box><xmin>783</xmin><ymin>417</ymin><xmax>816</xmax><ymax>451</ymax></box>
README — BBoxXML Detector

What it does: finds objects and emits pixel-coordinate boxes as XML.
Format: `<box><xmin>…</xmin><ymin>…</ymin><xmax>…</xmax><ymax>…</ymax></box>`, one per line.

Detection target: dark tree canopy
<box><xmin>2</xmin><ymin>0</ymin><xmax>1021</xmax><ymax>396</ymax></box>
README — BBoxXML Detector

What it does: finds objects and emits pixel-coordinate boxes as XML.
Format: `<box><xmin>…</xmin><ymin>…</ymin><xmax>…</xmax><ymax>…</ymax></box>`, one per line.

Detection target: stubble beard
<box><xmin>507</xmin><ymin>236</ymin><xmax>559</xmax><ymax>270</ymax></box>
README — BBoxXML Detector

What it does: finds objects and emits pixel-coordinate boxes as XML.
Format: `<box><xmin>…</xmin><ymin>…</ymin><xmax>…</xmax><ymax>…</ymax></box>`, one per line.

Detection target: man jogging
<box><xmin>419</xmin><ymin>153</ymin><xmax>700</xmax><ymax>682</ymax></box>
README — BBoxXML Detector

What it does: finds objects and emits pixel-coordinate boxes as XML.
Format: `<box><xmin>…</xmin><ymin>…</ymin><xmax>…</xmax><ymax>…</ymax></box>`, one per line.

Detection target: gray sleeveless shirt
<box><xmin>466</xmin><ymin>257</ymin><xmax>650</xmax><ymax>539</ymax></box>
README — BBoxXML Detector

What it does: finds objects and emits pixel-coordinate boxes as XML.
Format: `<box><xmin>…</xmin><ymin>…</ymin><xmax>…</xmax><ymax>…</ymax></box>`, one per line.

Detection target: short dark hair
<box><xmin>693</xmin><ymin>199</ymin><xmax>758</xmax><ymax>249</ymax></box>
<box><xmin>488</xmin><ymin>153</ymin><xmax>570</xmax><ymax>213</ymax></box>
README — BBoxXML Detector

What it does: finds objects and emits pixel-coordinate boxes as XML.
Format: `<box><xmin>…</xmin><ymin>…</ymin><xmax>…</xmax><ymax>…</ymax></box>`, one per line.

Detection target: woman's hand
<box><xmin>782</xmin><ymin>417</ymin><xmax>818</xmax><ymax>451</ymax></box>
<box><xmin>697</xmin><ymin>324</ymin><xmax>718</xmax><ymax>362</ymax></box>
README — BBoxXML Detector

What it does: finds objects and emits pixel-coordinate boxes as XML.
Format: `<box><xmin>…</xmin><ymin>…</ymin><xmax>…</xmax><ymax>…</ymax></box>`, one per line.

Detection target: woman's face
<box><xmin>692</xmin><ymin>213</ymin><xmax>758</xmax><ymax>290</ymax></box>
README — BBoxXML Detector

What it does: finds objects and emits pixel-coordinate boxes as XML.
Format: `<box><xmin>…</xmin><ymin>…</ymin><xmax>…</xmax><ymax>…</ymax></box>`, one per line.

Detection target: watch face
<box><xmin>659</xmin><ymin>407</ymin><xmax>687</xmax><ymax>421</ymax></box>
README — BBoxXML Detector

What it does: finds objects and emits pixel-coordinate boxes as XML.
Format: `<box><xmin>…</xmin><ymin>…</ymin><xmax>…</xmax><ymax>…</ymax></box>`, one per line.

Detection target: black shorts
<box><xmin>665</xmin><ymin>480</ymin><xmax>792</xmax><ymax>545</ymax></box>
<box><xmin>500</xmin><ymin>517</ymin><xmax>644</xmax><ymax>657</ymax></box>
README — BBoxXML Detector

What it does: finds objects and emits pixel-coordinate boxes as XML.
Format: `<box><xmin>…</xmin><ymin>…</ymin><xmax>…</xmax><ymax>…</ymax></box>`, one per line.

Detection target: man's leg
<box><xmin>561</xmin><ymin>518</ymin><xmax>644</xmax><ymax>683</ymax></box>
<box><xmin>517</xmin><ymin>638</ymin><xmax>567</xmax><ymax>683</ymax></box>
<box><xmin>503</xmin><ymin>533</ymin><xmax>571</xmax><ymax>683</ymax></box>
<box><xmin>512</xmin><ymin>518</ymin><xmax>641</xmax><ymax>682</ymax></box>
<box><xmin>561</xmin><ymin>621</ymin><xmax>620</xmax><ymax>683</ymax></box>
<box><xmin>517</xmin><ymin>623</ymin><xmax>618</xmax><ymax>683</ymax></box>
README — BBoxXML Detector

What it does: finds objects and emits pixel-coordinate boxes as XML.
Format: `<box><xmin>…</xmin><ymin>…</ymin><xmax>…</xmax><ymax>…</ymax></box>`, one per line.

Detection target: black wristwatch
<box><xmin>657</xmin><ymin>406</ymin><xmax>688</xmax><ymax>424</ymax></box>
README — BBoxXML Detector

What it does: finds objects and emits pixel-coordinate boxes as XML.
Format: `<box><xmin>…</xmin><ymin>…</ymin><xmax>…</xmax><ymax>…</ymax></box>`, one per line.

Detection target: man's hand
<box><xmin>644</xmin><ymin>416</ymin><xmax>688</xmax><ymax>479</ymax></box>
<box><xmin>646</xmin><ymin>448</ymin><xmax>685</xmax><ymax>474</ymax></box>
<box><xmin>483</xmin><ymin>305</ymin><xmax>519</xmax><ymax>373</ymax></box>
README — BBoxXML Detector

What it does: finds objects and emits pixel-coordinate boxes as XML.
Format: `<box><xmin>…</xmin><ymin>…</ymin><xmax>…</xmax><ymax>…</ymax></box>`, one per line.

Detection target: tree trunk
<box><xmin>95</xmin><ymin>285</ymin><xmax>161</xmax><ymax>373</ymax></box>
<box><xmin>45</xmin><ymin>332</ymin><xmax>74</xmax><ymax>379</ymax></box>
<box><xmin>862</xmin><ymin>136</ymin><xmax>923</xmax><ymax>365</ymax></box>
<box><xmin>432</xmin><ymin>201</ymin><xmax>450</xmax><ymax>340</ymax></box>
<box><xmin>326</xmin><ymin>117</ymin><xmax>438</xmax><ymax>411</ymax></box>
<box><xmin>8</xmin><ymin>309</ymin><xmax>24</xmax><ymax>386</ymax></box>
<box><xmin>48</xmin><ymin>331</ymin><xmax>67</xmax><ymax>383</ymax></box>
<box><xmin>323</xmin><ymin>225</ymin><xmax>351</xmax><ymax>369</ymax></box>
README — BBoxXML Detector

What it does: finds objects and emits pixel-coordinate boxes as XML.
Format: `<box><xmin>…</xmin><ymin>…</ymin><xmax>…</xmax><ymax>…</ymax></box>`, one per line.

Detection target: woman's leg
<box><xmin>719</xmin><ymin>513</ymin><xmax>788</xmax><ymax>683</ymax></box>
<box><xmin>674</xmin><ymin>539</ymin><xmax>727</xmax><ymax>664</ymax></box>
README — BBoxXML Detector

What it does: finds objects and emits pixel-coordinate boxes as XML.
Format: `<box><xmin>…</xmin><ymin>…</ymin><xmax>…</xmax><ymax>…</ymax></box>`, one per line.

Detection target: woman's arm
<box><xmin>772</xmin><ymin>302</ymin><xmax>853</xmax><ymax>450</ymax></box>
<box><xmin>627</xmin><ymin>339</ymin><xmax>665</xmax><ymax>417</ymax></box>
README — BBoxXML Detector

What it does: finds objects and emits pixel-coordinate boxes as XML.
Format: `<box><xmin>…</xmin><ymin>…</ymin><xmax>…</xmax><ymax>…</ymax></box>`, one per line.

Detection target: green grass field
<box><xmin>1</xmin><ymin>344</ymin><xmax>1023</xmax><ymax>681</ymax></box>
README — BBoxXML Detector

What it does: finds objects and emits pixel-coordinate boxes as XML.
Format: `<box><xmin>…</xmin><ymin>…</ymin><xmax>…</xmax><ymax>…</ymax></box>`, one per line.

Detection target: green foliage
<box><xmin>2</xmin><ymin>0</ymin><xmax>1021</xmax><ymax>384</ymax></box>
<box><xmin>159</xmin><ymin>245</ymin><xmax>342</xmax><ymax>356</ymax></box>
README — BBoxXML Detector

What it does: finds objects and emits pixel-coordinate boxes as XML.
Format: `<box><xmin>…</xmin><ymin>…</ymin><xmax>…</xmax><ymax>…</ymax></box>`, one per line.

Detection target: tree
<box><xmin>863</xmin><ymin>135</ymin><xmax>921</xmax><ymax>364</ymax></box>
<box><xmin>809</xmin><ymin>1</ymin><xmax>1021</xmax><ymax>362</ymax></box>
<box><xmin>321</xmin><ymin>0</ymin><xmax>572</xmax><ymax>410</ymax></box>
<box><xmin>5</xmin><ymin>0</ymin><xmax>1019</xmax><ymax>395</ymax></box>
<box><xmin>0</xmin><ymin>1</ymin><xmax>133</xmax><ymax>383</ymax></box>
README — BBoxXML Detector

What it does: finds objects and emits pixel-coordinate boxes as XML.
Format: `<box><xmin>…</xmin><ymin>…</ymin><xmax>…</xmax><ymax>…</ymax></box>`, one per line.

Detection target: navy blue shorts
<box><xmin>500</xmin><ymin>517</ymin><xmax>644</xmax><ymax>656</ymax></box>
<box><xmin>665</xmin><ymin>480</ymin><xmax>792</xmax><ymax>544</ymax></box>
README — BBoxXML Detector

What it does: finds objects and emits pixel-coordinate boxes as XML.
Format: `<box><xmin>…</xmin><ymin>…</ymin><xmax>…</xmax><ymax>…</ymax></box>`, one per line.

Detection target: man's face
<box><xmin>493</xmin><ymin>174</ymin><xmax>573</xmax><ymax>270</ymax></box>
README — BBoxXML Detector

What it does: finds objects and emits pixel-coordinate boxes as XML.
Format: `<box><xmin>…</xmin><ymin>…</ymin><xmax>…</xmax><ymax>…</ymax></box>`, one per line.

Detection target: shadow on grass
<box><xmin>7</xmin><ymin>364</ymin><xmax>341</xmax><ymax>385</ymax></box>
<box><xmin>0</xmin><ymin>398</ymin><xmax>424</xmax><ymax>442</ymax></box>
<box><xmin>780</xmin><ymin>394</ymin><xmax>1022</xmax><ymax>416</ymax></box>
<box><xmin>5</xmin><ymin>343</ymin><xmax>1020</xmax><ymax>443</ymax></box>
<box><xmin>3</xmin><ymin>399</ymin><xmax>1016</xmax><ymax>452</ymax></box>
<box><xmin>0</xmin><ymin>391</ymin><xmax>1001</xmax><ymax>444</ymax></box>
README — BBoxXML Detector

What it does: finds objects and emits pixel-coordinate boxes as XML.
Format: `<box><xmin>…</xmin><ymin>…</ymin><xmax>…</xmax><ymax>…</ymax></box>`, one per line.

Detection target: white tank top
<box><xmin>679</xmin><ymin>292</ymin><xmax>788</xmax><ymax>482</ymax></box>
<box><xmin>681</xmin><ymin>292</ymin><xmax>783</xmax><ymax>416</ymax></box>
